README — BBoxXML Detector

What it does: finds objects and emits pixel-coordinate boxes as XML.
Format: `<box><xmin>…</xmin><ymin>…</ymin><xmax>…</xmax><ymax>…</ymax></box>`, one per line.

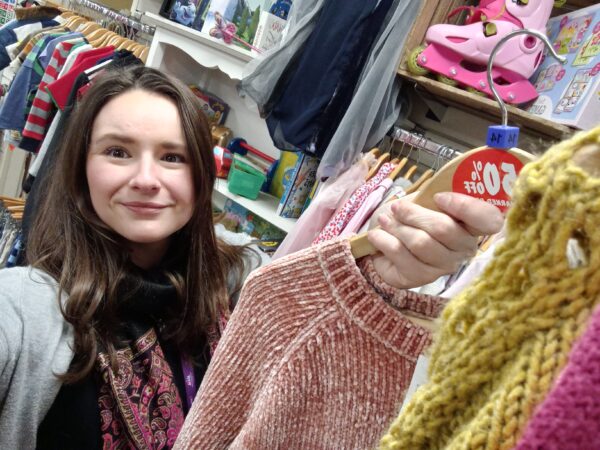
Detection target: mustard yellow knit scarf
<box><xmin>380</xmin><ymin>126</ymin><xmax>600</xmax><ymax>450</ymax></box>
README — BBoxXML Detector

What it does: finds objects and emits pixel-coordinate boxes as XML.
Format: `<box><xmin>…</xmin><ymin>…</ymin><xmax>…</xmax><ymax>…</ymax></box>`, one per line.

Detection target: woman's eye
<box><xmin>163</xmin><ymin>154</ymin><xmax>186</xmax><ymax>163</ymax></box>
<box><xmin>105</xmin><ymin>147</ymin><xmax>129</xmax><ymax>158</ymax></box>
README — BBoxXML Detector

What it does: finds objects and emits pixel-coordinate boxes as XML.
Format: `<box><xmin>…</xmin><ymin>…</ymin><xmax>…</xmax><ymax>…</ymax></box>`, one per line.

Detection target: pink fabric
<box><xmin>339</xmin><ymin>177</ymin><xmax>393</xmax><ymax>237</ymax></box>
<box><xmin>273</xmin><ymin>157</ymin><xmax>370</xmax><ymax>259</ymax></box>
<box><xmin>314</xmin><ymin>162</ymin><xmax>395</xmax><ymax>244</ymax></box>
<box><xmin>514</xmin><ymin>305</ymin><xmax>600</xmax><ymax>450</ymax></box>
<box><xmin>174</xmin><ymin>239</ymin><xmax>441</xmax><ymax>450</ymax></box>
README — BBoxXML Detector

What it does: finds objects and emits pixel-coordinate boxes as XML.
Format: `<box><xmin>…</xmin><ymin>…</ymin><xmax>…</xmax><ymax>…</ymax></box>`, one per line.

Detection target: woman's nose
<box><xmin>129</xmin><ymin>158</ymin><xmax>161</xmax><ymax>192</ymax></box>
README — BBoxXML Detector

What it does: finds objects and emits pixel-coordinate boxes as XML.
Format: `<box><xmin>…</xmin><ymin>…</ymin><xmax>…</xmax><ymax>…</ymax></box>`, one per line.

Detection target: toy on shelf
<box><xmin>447</xmin><ymin>0</ymin><xmax>522</xmax><ymax>28</ymax></box>
<box><xmin>221</xmin><ymin>199</ymin><xmax>287</xmax><ymax>241</ymax></box>
<box><xmin>407</xmin><ymin>0</ymin><xmax>557</xmax><ymax>104</ymax></box>
<box><xmin>527</xmin><ymin>2</ymin><xmax>600</xmax><ymax>130</ymax></box>
<box><xmin>227</xmin><ymin>137</ymin><xmax>276</xmax><ymax>164</ymax></box>
<box><xmin>213</xmin><ymin>146</ymin><xmax>233</xmax><ymax>178</ymax></box>
<box><xmin>227</xmin><ymin>137</ymin><xmax>279</xmax><ymax>192</ymax></box>
<box><xmin>189</xmin><ymin>86</ymin><xmax>230</xmax><ymax>125</ymax></box>
<box><xmin>211</xmin><ymin>124</ymin><xmax>233</xmax><ymax>147</ymax></box>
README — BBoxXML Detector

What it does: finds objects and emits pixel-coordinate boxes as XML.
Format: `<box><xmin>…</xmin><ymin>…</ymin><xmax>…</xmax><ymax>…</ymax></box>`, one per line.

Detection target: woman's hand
<box><xmin>368</xmin><ymin>192</ymin><xmax>504</xmax><ymax>289</ymax></box>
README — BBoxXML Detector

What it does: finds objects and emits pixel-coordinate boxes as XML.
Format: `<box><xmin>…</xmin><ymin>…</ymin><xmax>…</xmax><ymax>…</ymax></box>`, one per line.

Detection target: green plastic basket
<box><xmin>227</xmin><ymin>157</ymin><xmax>267</xmax><ymax>200</ymax></box>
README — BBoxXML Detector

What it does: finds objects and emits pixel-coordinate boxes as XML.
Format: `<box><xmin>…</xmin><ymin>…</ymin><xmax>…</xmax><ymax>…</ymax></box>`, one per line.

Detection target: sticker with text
<box><xmin>452</xmin><ymin>149</ymin><xmax>524</xmax><ymax>213</ymax></box>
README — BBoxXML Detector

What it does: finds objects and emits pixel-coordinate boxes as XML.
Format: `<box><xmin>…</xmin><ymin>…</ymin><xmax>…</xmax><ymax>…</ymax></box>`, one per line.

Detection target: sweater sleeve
<box><xmin>0</xmin><ymin>268</ymin><xmax>24</xmax><ymax>400</ymax></box>
<box><xmin>0</xmin><ymin>267</ymin><xmax>74</xmax><ymax>450</ymax></box>
<box><xmin>175</xmin><ymin>252</ymin><xmax>329</xmax><ymax>449</ymax></box>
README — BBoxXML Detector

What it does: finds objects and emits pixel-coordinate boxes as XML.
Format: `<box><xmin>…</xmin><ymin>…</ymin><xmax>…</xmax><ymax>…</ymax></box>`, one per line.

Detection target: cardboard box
<box><xmin>527</xmin><ymin>3</ymin><xmax>600</xmax><ymax>130</ymax></box>
<box><xmin>252</xmin><ymin>11</ymin><xmax>286</xmax><ymax>54</ymax></box>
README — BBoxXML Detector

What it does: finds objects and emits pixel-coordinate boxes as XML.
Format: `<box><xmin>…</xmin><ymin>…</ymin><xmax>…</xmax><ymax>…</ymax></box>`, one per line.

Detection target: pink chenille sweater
<box><xmin>175</xmin><ymin>239</ymin><xmax>446</xmax><ymax>450</ymax></box>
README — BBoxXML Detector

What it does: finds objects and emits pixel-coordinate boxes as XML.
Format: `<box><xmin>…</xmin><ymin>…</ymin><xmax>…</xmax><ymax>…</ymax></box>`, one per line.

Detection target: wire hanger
<box><xmin>349</xmin><ymin>28</ymin><xmax>567</xmax><ymax>259</ymax></box>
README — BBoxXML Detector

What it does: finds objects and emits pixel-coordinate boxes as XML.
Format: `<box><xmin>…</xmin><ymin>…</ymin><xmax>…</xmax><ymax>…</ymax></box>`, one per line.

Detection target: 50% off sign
<box><xmin>452</xmin><ymin>149</ymin><xmax>525</xmax><ymax>213</ymax></box>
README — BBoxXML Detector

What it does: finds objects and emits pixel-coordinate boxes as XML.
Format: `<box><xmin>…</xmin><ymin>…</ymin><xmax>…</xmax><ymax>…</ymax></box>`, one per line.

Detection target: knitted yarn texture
<box><xmin>379</xmin><ymin>126</ymin><xmax>600</xmax><ymax>450</ymax></box>
<box><xmin>514</xmin><ymin>304</ymin><xmax>600</xmax><ymax>450</ymax></box>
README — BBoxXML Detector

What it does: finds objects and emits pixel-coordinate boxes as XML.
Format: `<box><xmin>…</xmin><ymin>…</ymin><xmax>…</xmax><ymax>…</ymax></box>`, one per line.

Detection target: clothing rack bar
<box><xmin>389</xmin><ymin>126</ymin><xmax>461</xmax><ymax>162</ymax></box>
<box><xmin>72</xmin><ymin>0</ymin><xmax>155</xmax><ymax>34</ymax></box>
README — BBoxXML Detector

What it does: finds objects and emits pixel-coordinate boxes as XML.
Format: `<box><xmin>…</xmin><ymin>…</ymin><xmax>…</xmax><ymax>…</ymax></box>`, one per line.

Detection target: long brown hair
<box><xmin>27</xmin><ymin>66</ymin><xmax>247</xmax><ymax>382</ymax></box>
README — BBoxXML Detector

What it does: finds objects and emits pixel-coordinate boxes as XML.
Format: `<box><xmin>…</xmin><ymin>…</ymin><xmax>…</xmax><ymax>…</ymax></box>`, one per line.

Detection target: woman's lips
<box><xmin>121</xmin><ymin>202</ymin><xmax>168</xmax><ymax>214</ymax></box>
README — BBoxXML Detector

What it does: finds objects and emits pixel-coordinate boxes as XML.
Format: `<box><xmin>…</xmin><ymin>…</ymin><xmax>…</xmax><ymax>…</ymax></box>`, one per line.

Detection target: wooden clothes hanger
<box><xmin>403</xmin><ymin>144</ymin><xmax>453</xmax><ymax>195</ymax></box>
<box><xmin>403</xmin><ymin>164</ymin><xmax>418</xmax><ymax>181</ymax></box>
<box><xmin>77</xmin><ymin>21</ymin><xmax>103</xmax><ymax>37</ymax></box>
<box><xmin>64</xmin><ymin>15</ymin><xmax>87</xmax><ymax>31</ymax></box>
<box><xmin>388</xmin><ymin>157</ymin><xmax>408</xmax><ymax>180</ymax></box>
<box><xmin>349</xmin><ymin>29</ymin><xmax>567</xmax><ymax>259</ymax></box>
<box><xmin>405</xmin><ymin>169</ymin><xmax>433</xmax><ymax>195</ymax></box>
<box><xmin>86</xmin><ymin>27</ymin><xmax>113</xmax><ymax>44</ymax></box>
<box><xmin>138</xmin><ymin>46</ymin><xmax>149</xmax><ymax>63</ymax></box>
<box><xmin>366</xmin><ymin>152</ymin><xmax>391</xmax><ymax>180</ymax></box>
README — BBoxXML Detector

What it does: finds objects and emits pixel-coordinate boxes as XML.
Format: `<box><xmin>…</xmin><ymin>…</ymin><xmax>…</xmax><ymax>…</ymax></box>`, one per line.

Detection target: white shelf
<box><xmin>144</xmin><ymin>12</ymin><xmax>293</xmax><ymax>234</ymax></box>
<box><xmin>213</xmin><ymin>178</ymin><xmax>296</xmax><ymax>233</ymax></box>
<box><xmin>144</xmin><ymin>12</ymin><xmax>254</xmax><ymax>80</ymax></box>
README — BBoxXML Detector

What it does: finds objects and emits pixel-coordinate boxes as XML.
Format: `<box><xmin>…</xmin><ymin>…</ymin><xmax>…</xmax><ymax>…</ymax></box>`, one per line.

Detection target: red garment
<box><xmin>45</xmin><ymin>46</ymin><xmax>114</xmax><ymax>110</ymax></box>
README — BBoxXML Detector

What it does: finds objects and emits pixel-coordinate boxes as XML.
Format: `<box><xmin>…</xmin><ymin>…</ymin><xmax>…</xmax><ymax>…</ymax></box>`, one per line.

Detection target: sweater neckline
<box><xmin>316</xmin><ymin>239</ymin><xmax>432</xmax><ymax>358</ymax></box>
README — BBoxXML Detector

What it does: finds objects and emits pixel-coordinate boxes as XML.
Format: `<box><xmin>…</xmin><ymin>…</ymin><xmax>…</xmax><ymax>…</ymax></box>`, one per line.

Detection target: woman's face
<box><xmin>86</xmin><ymin>89</ymin><xmax>195</xmax><ymax>268</ymax></box>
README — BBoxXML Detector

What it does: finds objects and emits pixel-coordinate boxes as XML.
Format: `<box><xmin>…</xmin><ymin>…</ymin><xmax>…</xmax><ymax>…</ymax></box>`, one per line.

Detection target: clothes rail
<box><xmin>72</xmin><ymin>0</ymin><xmax>155</xmax><ymax>34</ymax></box>
<box><xmin>389</xmin><ymin>126</ymin><xmax>461</xmax><ymax>164</ymax></box>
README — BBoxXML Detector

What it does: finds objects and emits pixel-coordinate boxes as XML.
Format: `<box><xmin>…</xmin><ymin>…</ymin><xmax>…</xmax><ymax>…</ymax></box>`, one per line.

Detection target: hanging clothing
<box><xmin>45</xmin><ymin>46</ymin><xmax>116</xmax><ymax>111</ymax></box>
<box><xmin>265</xmin><ymin>0</ymin><xmax>394</xmax><ymax>154</ymax></box>
<box><xmin>23</xmin><ymin>44</ymin><xmax>94</xmax><ymax>186</ymax></box>
<box><xmin>339</xmin><ymin>176</ymin><xmax>393</xmax><ymax>237</ymax></box>
<box><xmin>317</xmin><ymin>0</ymin><xmax>419</xmax><ymax>178</ymax></box>
<box><xmin>272</xmin><ymin>153</ymin><xmax>372</xmax><ymax>259</ymax></box>
<box><xmin>0</xmin><ymin>29</ymin><xmax>69</xmax><ymax>132</ymax></box>
<box><xmin>379</xmin><ymin>127</ymin><xmax>600</xmax><ymax>450</ymax></box>
<box><xmin>0</xmin><ymin>16</ymin><xmax>60</xmax><ymax>70</ymax></box>
<box><xmin>20</xmin><ymin>36</ymin><xmax>87</xmax><ymax>151</ymax></box>
<box><xmin>313</xmin><ymin>162</ymin><xmax>395</xmax><ymax>244</ymax></box>
<box><xmin>514</xmin><ymin>304</ymin><xmax>600</xmax><ymax>450</ymax></box>
<box><xmin>239</xmin><ymin>0</ymin><xmax>327</xmax><ymax>116</ymax></box>
<box><xmin>174</xmin><ymin>238</ymin><xmax>444</xmax><ymax>450</ymax></box>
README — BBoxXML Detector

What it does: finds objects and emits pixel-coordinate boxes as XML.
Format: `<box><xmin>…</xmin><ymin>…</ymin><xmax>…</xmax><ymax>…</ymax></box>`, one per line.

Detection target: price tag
<box><xmin>452</xmin><ymin>149</ymin><xmax>524</xmax><ymax>213</ymax></box>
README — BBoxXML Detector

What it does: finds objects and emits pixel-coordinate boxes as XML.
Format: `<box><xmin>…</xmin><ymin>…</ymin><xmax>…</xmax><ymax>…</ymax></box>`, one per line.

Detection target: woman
<box><xmin>0</xmin><ymin>66</ymin><xmax>502</xmax><ymax>449</ymax></box>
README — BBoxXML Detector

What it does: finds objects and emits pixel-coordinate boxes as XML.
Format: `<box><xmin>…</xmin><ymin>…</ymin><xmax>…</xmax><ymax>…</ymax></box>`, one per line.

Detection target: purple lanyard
<box><xmin>180</xmin><ymin>356</ymin><xmax>197</xmax><ymax>410</ymax></box>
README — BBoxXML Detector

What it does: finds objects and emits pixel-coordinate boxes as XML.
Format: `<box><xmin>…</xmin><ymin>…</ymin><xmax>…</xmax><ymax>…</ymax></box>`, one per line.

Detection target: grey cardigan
<box><xmin>0</xmin><ymin>266</ymin><xmax>74</xmax><ymax>450</ymax></box>
<box><xmin>0</xmin><ymin>233</ymin><xmax>268</xmax><ymax>449</ymax></box>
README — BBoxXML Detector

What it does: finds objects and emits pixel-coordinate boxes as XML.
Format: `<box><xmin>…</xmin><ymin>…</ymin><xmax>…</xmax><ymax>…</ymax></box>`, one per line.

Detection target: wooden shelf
<box><xmin>397</xmin><ymin>69</ymin><xmax>574</xmax><ymax>141</ymax></box>
<box><xmin>213</xmin><ymin>178</ymin><xmax>297</xmax><ymax>233</ymax></box>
